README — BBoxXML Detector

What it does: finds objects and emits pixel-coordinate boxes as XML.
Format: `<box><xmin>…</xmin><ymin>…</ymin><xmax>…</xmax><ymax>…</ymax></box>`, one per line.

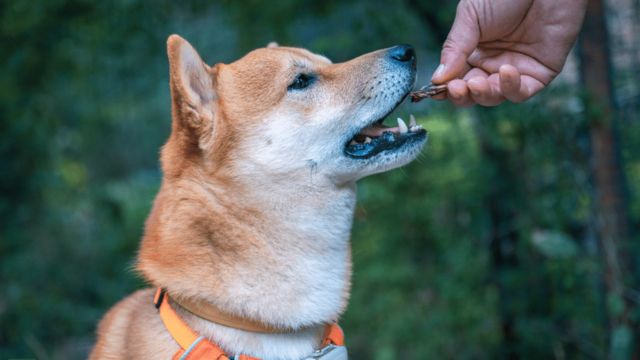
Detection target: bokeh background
<box><xmin>1</xmin><ymin>0</ymin><xmax>639</xmax><ymax>359</ymax></box>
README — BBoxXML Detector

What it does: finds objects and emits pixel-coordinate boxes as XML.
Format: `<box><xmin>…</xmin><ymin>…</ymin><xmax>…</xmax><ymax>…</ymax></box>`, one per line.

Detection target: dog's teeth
<box><xmin>409</xmin><ymin>124</ymin><xmax>423</xmax><ymax>132</ymax></box>
<box><xmin>397</xmin><ymin>118</ymin><xmax>408</xmax><ymax>134</ymax></box>
<box><xmin>364</xmin><ymin>137</ymin><xmax>372</xmax><ymax>144</ymax></box>
<box><xmin>409</xmin><ymin>114</ymin><xmax>417</xmax><ymax>127</ymax></box>
<box><xmin>350</xmin><ymin>140</ymin><xmax>357</xmax><ymax>146</ymax></box>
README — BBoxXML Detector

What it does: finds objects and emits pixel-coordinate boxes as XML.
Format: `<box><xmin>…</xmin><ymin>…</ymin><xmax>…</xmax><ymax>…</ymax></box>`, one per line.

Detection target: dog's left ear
<box><xmin>167</xmin><ymin>34</ymin><xmax>216</xmax><ymax>128</ymax></box>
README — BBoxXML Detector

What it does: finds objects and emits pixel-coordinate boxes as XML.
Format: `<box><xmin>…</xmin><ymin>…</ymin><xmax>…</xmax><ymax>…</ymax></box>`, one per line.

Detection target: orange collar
<box><xmin>153</xmin><ymin>288</ymin><xmax>346</xmax><ymax>360</ymax></box>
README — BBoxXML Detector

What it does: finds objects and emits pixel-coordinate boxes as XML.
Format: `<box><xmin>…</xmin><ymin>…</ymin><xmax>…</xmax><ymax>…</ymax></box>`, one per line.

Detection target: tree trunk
<box><xmin>475</xmin><ymin>113</ymin><xmax>522</xmax><ymax>360</ymax></box>
<box><xmin>578</xmin><ymin>0</ymin><xmax>634</xmax><ymax>358</ymax></box>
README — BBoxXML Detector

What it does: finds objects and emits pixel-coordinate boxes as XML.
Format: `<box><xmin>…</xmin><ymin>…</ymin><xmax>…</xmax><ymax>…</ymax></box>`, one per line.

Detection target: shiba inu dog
<box><xmin>90</xmin><ymin>35</ymin><xmax>426</xmax><ymax>360</ymax></box>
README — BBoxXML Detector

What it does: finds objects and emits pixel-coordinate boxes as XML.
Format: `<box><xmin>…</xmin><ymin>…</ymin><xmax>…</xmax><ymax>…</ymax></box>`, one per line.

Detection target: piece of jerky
<box><xmin>410</xmin><ymin>84</ymin><xmax>448</xmax><ymax>103</ymax></box>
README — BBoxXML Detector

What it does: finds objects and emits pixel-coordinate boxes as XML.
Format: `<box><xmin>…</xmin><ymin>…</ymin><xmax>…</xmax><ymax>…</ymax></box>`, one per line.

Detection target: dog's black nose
<box><xmin>388</xmin><ymin>45</ymin><xmax>415</xmax><ymax>63</ymax></box>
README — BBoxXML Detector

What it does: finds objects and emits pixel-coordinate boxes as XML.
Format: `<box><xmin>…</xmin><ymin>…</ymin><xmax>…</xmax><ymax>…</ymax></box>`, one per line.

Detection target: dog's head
<box><xmin>163</xmin><ymin>35</ymin><xmax>426</xmax><ymax>185</ymax></box>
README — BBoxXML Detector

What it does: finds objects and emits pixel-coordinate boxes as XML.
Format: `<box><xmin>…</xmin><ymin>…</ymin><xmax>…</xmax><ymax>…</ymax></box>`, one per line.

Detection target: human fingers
<box><xmin>447</xmin><ymin>79</ymin><xmax>474</xmax><ymax>107</ymax></box>
<box><xmin>431</xmin><ymin>92</ymin><xmax>447</xmax><ymax>100</ymax></box>
<box><xmin>457</xmin><ymin>67</ymin><xmax>491</xmax><ymax>106</ymax></box>
<box><xmin>498</xmin><ymin>65</ymin><xmax>525</xmax><ymax>103</ymax></box>
<box><xmin>496</xmin><ymin>64</ymin><xmax>548</xmax><ymax>103</ymax></box>
<box><xmin>431</xmin><ymin>1</ymin><xmax>480</xmax><ymax>84</ymax></box>
<box><xmin>462</xmin><ymin>67</ymin><xmax>489</xmax><ymax>81</ymax></box>
<box><xmin>435</xmin><ymin>67</ymin><xmax>487</xmax><ymax>105</ymax></box>
<box><xmin>425</xmin><ymin>81</ymin><xmax>472</xmax><ymax>106</ymax></box>
<box><xmin>468</xmin><ymin>51</ymin><xmax>557</xmax><ymax>88</ymax></box>
<box><xmin>518</xmin><ymin>75</ymin><xmax>546</xmax><ymax>101</ymax></box>
<box><xmin>468</xmin><ymin>75</ymin><xmax>505</xmax><ymax>106</ymax></box>
<box><xmin>430</xmin><ymin>61</ymin><xmax>471</xmax><ymax>100</ymax></box>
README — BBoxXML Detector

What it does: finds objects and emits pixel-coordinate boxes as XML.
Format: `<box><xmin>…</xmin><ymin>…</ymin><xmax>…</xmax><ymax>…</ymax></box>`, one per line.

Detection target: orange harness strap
<box><xmin>154</xmin><ymin>288</ymin><xmax>344</xmax><ymax>360</ymax></box>
<box><xmin>155</xmin><ymin>288</ymin><xmax>233</xmax><ymax>360</ymax></box>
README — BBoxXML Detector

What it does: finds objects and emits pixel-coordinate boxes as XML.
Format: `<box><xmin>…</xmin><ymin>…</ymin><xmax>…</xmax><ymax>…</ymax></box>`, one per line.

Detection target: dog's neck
<box><xmin>137</xmin><ymin>169</ymin><xmax>355</xmax><ymax>358</ymax></box>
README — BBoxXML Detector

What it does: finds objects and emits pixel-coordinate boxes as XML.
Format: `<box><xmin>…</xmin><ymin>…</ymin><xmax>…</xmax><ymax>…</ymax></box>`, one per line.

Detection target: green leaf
<box><xmin>530</xmin><ymin>230</ymin><xmax>579</xmax><ymax>258</ymax></box>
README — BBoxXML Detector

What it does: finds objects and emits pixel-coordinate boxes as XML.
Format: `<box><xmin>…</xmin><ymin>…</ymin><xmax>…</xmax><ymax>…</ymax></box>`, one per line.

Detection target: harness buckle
<box><xmin>302</xmin><ymin>344</ymin><xmax>348</xmax><ymax>360</ymax></box>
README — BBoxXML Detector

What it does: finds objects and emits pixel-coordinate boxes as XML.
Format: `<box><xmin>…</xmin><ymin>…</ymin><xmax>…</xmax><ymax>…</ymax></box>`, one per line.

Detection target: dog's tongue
<box><xmin>359</xmin><ymin>124</ymin><xmax>399</xmax><ymax>137</ymax></box>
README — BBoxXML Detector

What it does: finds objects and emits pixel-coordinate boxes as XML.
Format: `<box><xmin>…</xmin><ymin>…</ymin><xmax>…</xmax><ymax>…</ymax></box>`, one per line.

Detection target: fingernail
<box><xmin>432</xmin><ymin>64</ymin><xmax>445</xmax><ymax>80</ymax></box>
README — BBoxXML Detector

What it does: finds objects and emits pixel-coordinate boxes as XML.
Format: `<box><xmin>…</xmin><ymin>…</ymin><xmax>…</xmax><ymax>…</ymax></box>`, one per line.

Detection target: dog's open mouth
<box><xmin>344</xmin><ymin>114</ymin><xmax>427</xmax><ymax>159</ymax></box>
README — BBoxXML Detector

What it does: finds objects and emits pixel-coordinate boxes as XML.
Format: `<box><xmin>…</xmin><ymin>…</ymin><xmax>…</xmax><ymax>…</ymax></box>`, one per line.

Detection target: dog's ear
<box><xmin>167</xmin><ymin>34</ymin><xmax>216</xmax><ymax>128</ymax></box>
<box><xmin>266</xmin><ymin>41</ymin><xmax>279</xmax><ymax>48</ymax></box>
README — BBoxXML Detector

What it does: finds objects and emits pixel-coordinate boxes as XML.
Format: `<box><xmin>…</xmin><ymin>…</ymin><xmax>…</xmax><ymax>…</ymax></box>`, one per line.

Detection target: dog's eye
<box><xmin>288</xmin><ymin>73</ymin><xmax>315</xmax><ymax>91</ymax></box>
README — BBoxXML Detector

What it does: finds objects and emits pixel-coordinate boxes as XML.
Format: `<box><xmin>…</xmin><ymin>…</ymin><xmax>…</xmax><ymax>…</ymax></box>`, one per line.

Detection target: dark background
<box><xmin>1</xmin><ymin>1</ymin><xmax>639</xmax><ymax>359</ymax></box>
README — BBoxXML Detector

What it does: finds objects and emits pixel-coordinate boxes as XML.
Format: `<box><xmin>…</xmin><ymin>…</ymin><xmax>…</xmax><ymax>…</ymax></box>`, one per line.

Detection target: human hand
<box><xmin>431</xmin><ymin>0</ymin><xmax>587</xmax><ymax>106</ymax></box>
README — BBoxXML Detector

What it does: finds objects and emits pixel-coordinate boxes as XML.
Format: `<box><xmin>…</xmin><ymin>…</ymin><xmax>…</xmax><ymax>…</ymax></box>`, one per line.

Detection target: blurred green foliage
<box><xmin>1</xmin><ymin>1</ymin><xmax>638</xmax><ymax>359</ymax></box>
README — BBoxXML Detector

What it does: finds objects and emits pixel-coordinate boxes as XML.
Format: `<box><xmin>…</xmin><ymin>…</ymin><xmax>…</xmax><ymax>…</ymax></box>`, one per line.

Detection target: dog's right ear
<box><xmin>167</xmin><ymin>34</ymin><xmax>216</xmax><ymax>128</ymax></box>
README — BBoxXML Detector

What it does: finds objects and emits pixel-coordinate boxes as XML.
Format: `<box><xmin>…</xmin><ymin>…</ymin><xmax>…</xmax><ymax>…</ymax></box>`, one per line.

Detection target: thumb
<box><xmin>432</xmin><ymin>1</ymin><xmax>480</xmax><ymax>84</ymax></box>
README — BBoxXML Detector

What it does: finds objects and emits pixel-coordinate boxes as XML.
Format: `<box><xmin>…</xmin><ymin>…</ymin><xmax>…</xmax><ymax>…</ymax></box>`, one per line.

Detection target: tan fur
<box><xmin>91</xmin><ymin>35</ymin><xmax>421</xmax><ymax>359</ymax></box>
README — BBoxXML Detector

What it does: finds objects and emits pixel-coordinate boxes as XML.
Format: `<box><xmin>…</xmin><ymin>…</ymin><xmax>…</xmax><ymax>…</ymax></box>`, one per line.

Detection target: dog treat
<box><xmin>410</xmin><ymin>84</ymin><xmax>448</xmax><ymax>102</ymax></box>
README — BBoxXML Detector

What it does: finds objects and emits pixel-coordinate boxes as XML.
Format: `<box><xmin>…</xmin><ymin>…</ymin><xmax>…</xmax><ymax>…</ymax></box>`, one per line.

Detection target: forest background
<box><xmin>1</xmin><ymin>1</ymin><xmax>639</xmax><ymax>359</ymax></box>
